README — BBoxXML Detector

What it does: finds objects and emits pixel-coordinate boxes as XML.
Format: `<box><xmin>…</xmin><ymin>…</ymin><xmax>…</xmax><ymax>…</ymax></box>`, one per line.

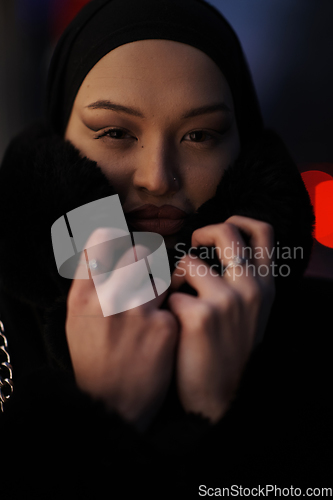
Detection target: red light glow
<box><xmin>301</xmin><ymin>170</ymin><xmax>333</xmax><ymax>249</ymax></box>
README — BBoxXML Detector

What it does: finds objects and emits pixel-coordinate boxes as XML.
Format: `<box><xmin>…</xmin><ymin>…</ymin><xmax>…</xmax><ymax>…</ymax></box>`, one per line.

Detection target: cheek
<box><xmin>97</xmin><ymin>158</ymin><xmax>127</xmax><ymax>184</ymax></box>
<box><xmin>185</xmin><ymin>146</ymin><xmax>239</xmax><ymax>207</ymax></box>
<box><xmin>186</xmin><ymin>167</ymin><xmax>223</xmax><ymax>207</ymax></box>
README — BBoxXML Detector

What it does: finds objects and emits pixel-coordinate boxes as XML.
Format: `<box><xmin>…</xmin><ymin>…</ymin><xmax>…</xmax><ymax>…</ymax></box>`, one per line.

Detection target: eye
<box><xmin>183</xmin><ymin>130</ymin><xmax>215</xmax><ymax>143</ymax></box>
<box><xmin>95</xmin><ymin>128</ymin><xmax>135</xmax><ymax>140</ymax></box>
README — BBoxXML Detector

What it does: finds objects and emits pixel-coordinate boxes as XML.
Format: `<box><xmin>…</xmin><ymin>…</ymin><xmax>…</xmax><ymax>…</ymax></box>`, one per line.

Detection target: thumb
<box><xmin>69</xmin><ymin>227</ymin><xmax>123</xmax><ymax>309</ymax></box>
<box><xmin>170</xmin><ymin>263</ymin><xmax>188</xmax><ymax>291</ymax></box>
<box><xmin>167</xmin><ymin>291</ymin><xmax>197</xmax><ymax>320</ymax></box>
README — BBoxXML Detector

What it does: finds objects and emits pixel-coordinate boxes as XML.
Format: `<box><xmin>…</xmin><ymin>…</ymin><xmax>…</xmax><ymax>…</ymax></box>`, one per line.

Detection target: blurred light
<box><xmin>301</xmin><ymin>170</ymin><xmax>333</xmax><ymax>248</ymax></box>
<box><xmin>315</xmin><ymin>181</ymin><xmax>333</xmax><ymax>248</ymax></box>
<box><xmin>49</xmin><ymin>0</ymin><xmax>92</xmax><ymax>40</ymax></box>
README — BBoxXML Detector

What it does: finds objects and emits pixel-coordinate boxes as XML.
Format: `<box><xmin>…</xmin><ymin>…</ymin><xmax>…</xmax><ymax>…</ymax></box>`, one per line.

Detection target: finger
<box><xmin>170</xmin><ymin>247</ymin><xmax>221</xmax><ymax>292</ymax></box>
<box><xmin>224</xmin><ymin>216</ymin><xmax>275</xmax><ymax>268</ymax></box>
<box><xmin>70</xmin><ymin>228</ymin><xmax>123</xmax><ymax>310</ymax></box>
<box><xmin>83</xmin><ymin>226</ymin><xmax>149</xmax><ymax>288</ymax></box>
<box><xmin>191</xmin><ymin>222</ymin><xmax>255</xmax><ymax>284</ymax></box>
<box><xmin>170</xmin><ymin>260</ymin><xmax>187</xmax><ymax>291</ymax></box>
<box><xmin>171</xmin><ymin>254</ymin><xmax>229</xmax><ymax>300</ymax></box>
<box><xmin>71</xmin><ymin>227</ymin><xmax>163</xmax><ymax>315</ymax></box>
<box><xmin>167</xmin><ymin>291</ymin><xmax>198</xmax><ymax>322</ymax></box>
<box><xmin>95</xmin><ymin>243</ymin><xmax>170</xmax><ymax>316</ymax></box>
<box><xmin>85</xmin><ymin>228</ymin><xmax>135</xmax><ymax>281</ymax></box>
<box><xmin>223</xmin><ymin>216</ymin><xmax>275</xmax><ymax>286</ymax></box>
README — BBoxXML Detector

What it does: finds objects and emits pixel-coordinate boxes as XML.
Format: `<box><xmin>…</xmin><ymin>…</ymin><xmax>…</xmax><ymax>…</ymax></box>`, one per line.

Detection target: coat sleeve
<box><xmin>1</xmin><ymin>280</ymin><xmax>332</xmax><ymax>499</ymax></box>
<box><xmin>140</xmin><ymin>281</ymin><xmax>333</xmax><ymax>490</ymax></box>
<box><xmin>0</xmin><ymin>288</ymin><xmax>211</xmax><ymax>499</ymax></box>
<box><xmin>0</xmin><ymin>356</ymin><xmax>215</xmax><ymax>499</ymax></box>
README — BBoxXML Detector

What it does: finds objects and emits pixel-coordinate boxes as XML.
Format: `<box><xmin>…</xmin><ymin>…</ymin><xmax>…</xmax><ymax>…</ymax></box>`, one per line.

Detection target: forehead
<box><xmin>74</xmin><ymin>39</ymin><xmax>234</xmax><ymax>111</ymax></box>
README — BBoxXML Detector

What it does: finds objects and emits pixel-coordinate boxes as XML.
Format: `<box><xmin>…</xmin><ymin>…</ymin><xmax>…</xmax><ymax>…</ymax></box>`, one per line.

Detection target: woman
<box><xmin>1</xmin><ymin>0</ymin><xmax>330</xmax><ymax>498</ymax></box>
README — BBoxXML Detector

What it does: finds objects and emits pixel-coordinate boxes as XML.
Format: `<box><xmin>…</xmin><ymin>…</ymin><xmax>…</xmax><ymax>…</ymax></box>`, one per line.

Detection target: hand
<box><xmin>167</xmin><ymin>216</ymin><xmax>276</xmax><ymax>422</ymax></box>
<box><xmin>66</xmin><ymin>228</ymin><xmax>179</xmax><ymax>431</ymax></box>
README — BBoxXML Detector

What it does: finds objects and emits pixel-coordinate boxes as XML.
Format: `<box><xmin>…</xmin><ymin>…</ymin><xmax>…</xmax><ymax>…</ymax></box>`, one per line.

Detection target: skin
<box><xmin>65</xmin><ymin>40</ymin><xmax>275</xmax><ymax>430</ymax></box>
<box><xmin>65</xmin><ymin>39</ymin><xmax>240</xmax><ymax>247</ymax></box>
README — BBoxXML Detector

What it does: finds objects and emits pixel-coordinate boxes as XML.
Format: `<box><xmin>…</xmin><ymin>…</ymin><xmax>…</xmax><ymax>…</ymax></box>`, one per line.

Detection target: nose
<box><xmin>132</xmin><ymin>138</ymin><xmax>178</xmax><ymax>197</ymax></box>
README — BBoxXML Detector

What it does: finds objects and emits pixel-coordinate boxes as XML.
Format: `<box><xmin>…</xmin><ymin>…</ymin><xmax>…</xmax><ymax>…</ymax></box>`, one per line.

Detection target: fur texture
<box><xmin>0</xmin><ymin>122</ymin><xmax>314</xmax><ymax>306</ymax></box>
<box><xmin>2</xmin><ymin>123</ymin><xmax>330</xmax><ymax>498</ymax></box>
<box><xmin>0</xmin><ymin>123</ymin><xmax>314</xmax><ymax>372</ymax></box>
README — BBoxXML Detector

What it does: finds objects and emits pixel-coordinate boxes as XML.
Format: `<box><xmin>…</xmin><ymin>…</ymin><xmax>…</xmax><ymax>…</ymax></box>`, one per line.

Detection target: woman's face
<box><xmin>65</xmin><ymin>39</ymin><xmax>240</xmax><ymax>245</ymax></box>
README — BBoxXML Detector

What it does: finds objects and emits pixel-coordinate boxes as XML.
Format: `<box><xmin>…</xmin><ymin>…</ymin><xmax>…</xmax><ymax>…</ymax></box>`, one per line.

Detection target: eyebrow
<box><xmin>85</xmin><ymin>100</ymin><xmax>231</xmax><ymax>119</ymax></box>
<box><xmin>181</xmin><ymin>102</ymin><xmax>231</xmax><ymax>119</ymax></box>
<box><xmin>86</xmin><ymin>100</ymin><xmax>144</xmax><ymax>117</ymax></box>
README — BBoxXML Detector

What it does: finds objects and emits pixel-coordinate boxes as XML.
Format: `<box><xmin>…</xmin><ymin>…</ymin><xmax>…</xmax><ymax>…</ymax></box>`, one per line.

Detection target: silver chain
<box><xmin>0</xmin><ymin>320</ymin><xmax>13</xmax><ymax>412</ymax></box>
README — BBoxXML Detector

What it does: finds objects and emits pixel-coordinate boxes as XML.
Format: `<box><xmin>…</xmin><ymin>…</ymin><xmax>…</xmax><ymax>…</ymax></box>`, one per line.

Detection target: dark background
<box><xmin>1</xmin><ymin>0</ymin><xmax>332</xmax><ymax>277</ymax></box>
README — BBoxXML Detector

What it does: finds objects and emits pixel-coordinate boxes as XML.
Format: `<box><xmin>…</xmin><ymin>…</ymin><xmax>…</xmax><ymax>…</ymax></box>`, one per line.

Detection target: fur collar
<box><xmin>0</xmin><ymin>122</ymin><xmax>314</xmax><ymax>309</ymax></box>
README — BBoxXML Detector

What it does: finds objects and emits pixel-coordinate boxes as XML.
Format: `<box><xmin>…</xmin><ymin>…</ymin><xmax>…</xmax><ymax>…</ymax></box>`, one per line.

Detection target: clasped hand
<box><xmin>66</xmin><ymin>216</ymin><xmax>275</xmax><ymax>431</ymax></box>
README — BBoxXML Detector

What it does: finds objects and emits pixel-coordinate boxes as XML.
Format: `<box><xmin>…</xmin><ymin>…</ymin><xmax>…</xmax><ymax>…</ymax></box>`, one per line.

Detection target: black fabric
<box><xmin>0</xmin><ymin>123</ymin><xmax>315</xmax><ymax>377</ymax></box>
<box><xmin>46</xmin><ymin>0</ymin><xmax>263</xmax><ymax>144</ymax></box>
<box><xmin>2</xmin><ymin>281</ymin><xmax>333</xmax><ymax>499</ymax></box>
<box><xmin>1</xmin><ymin>2</ymin><xmax>330</xmax><ymax>494</ymax></box>
<box><xmin>1</xmin><ymin>124</ymin><xmax>332</xmax><ymax>499</ymax></box>
<box><xmin>0</xmin><ymin>123</ymin><xmax>314</xmax><ymax>314</ymax></box>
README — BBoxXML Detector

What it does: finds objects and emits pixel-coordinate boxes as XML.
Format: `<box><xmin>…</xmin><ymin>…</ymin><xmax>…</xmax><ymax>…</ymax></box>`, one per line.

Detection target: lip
<box><xmin>127</xmin><ymin>218</ymin><xmax>186</xmax><ymax>236</ymax></box>
<box><xmin>126</xmin><ymin>204</ymin><xmax>188</xmax><ymax>220</ymax></box>
<box><xmin>125</xmin><ymin>204</ymin><xmax>188</xmax><ymax>236</ymax></box>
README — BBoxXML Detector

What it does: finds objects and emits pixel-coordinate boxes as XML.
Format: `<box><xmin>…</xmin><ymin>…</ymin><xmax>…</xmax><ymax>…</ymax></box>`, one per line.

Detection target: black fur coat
<box><xmin>0</xmin><ymin>123</ymin><xmax>332</xmax><ymax>499</ymax></box>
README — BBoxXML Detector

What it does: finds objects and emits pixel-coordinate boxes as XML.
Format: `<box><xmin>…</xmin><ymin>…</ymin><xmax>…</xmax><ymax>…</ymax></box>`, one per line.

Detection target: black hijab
<box><xmin>42</xmin><ymin>0</ymin><xmax>313</xmax><ymax>293</ymax></box>
<box><xmin>0</xmin><ymin>0</ymin><xmax>314</xmax><ymax>314</ymax></box>
<box><xmin>46</xmin><ymin>0</ymin><xmax>263</xmax><ymax>145</ymax></box>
